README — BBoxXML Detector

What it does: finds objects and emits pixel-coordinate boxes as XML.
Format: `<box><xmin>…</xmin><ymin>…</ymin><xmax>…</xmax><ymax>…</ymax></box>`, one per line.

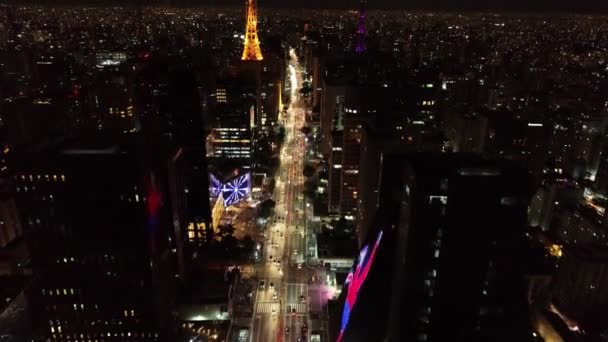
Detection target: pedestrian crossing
<box><xmin>256</xmin><ymin>301</ymin><xmax>280</xmax><ymax>313</ymax></box>
<box><xmin>285</xmin><ymin>303</ymin><xmax>307</xmax><ymax>314</ymax></box>
<box><xmin>254</xmin><ymin>302</ymin><xmax>307</xmax><ymax>314</ymax></box>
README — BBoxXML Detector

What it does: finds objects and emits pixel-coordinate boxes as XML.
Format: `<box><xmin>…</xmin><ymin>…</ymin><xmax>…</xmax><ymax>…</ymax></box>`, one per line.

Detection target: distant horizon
<box><xmin>10</xmin><ymin>0</ymin><xmax>608</xmax><ymax>14</ymax></box>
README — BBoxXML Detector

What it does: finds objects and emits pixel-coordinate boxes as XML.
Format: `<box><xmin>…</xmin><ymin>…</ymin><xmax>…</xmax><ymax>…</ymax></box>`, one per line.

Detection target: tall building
<box><xmin>335</xmin><ymin>154</ymin><xmax>535</xmax><ymax>342</ymax></box>
<box><xmin>135</xmin><ymin>53</ymin><xmax>213</xmax><ymax>244</ymax></box>
<box><xmin>355</xmin><ymin>0</ymin><xmax>367</xmax><ymax>54</ymax></box>
<box><xmin>356</xmin><ymin>115</ymin><xmax>445</xmax><ymax>245</ymax></box>
<box><xmin>241</xmin><ymin>0</ymin><xmax>263</xmax><ymax>61</ymax></box>
<box><xmin>329</xmin><ymin>87</ymin><xmax>436</xmax><ymax>218</ymax></box>
<box><xmin>14</xmin><ymin>134</ymin><xmax>189</xmax><ymax>341</ymax></box>
<box><xmin>259</xmin><ymin>36</ymin><xmax>285</xmax><ymax>127</ymax></box>
<box><xmin>206</xmin><ymin>78</ymin><xmax>256</xmax><ymax>164</ymax></box>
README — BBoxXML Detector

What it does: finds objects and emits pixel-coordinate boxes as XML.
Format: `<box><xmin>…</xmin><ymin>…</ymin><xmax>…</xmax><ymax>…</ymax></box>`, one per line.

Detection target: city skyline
<box><xmin>7</xmin><ymin>0</ymin><xmax>608</xmax><ymax>12</ymax></box>
<box><xmin>2</xmin><ymin>1</ymin><xmax>608</xmax><ymax>341</ymax></box>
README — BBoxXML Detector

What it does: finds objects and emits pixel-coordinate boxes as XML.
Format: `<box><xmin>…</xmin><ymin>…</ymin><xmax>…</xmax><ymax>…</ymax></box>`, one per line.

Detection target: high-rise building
<box><xmin>241</xmin><ymin>0</ymin><xmax>263</xmax><ymax>62</ymax></box>
<box><xmin>356</xmin><ymin>116</ymin><xmax>445</xmax><ymax>245</ymax></box>
<box><xmin>355</xmin><ymin>0</ymin><xmax>367</xmax><ymax>54</ymax></box>
<box><xmin>135</xmin><ymin>53</ymin><xmax>213</xmax><ymax>244</ymax></box>
<box><xmin>335</xmin><ymin>154</ymin><xmax>535</xmax><ymax>342</ymax></box>
<box><xmin>206</xmin><ymin>78</ymin><xmax>256</xmax><ymax>163</ymax></box>
<box><xmin>14</xmin><ymin>134</ymin><xmax>189</xmax><ymax>341</ymax></box>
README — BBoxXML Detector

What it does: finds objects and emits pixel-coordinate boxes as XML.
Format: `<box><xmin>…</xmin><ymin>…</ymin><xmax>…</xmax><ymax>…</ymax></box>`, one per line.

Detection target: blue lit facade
<box><xmin>209</xmin><ymin>172</ymin><xmax>251</xmax><ymax>207</ymax></box>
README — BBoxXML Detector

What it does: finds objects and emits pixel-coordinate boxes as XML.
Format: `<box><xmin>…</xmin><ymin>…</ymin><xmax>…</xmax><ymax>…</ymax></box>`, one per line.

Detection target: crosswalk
<box><xmin>256</xmin><ymin>301</ymin><xmax>280</xmax><ymax>313</ymax></box>
<box><xmin>254</xmin><ymin>302</ymin><xmax>307</xmax><ymax>314</ymax></box>
<box><xmin>285</xmin><ymin>303</ymin><xmax>307</xmax><ymax>314</ymax></box>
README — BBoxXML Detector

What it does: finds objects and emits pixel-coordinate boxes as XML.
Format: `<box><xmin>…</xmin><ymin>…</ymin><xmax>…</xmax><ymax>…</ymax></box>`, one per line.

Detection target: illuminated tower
<box><xmin>355</xmin><ymin>0</ymin><xmax>367</xmax><ymax>54</ymax></box>
<box><xmin>241</xmin><ymin>0</ymin><xmax>264</xmax><ymax>61</ymax></box>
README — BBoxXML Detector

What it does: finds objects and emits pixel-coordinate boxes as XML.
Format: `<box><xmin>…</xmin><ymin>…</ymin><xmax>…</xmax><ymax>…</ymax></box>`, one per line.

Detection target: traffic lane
<box><xmin>252</xmin><ymin>315</ymin><xmax>262</xmax><ymax>342</ymax></box>
<box><xmin>262</xmin><ymin>312</ymin><xmax>278</xmax><ymax>342</ymax></box>
<box><xmin>250</xmin><ymin>311</ymin><xmax>278</xmax><ymax>342</ymax></box>
<box><xmin>284</xmin><ymin>309</ymin><xmax>303</xmax><ymax>342</ymax></box>
<box><xmin>294</xmin><ymin>314</ymin><xmax>309</xmax><ymax>342</ymax></box>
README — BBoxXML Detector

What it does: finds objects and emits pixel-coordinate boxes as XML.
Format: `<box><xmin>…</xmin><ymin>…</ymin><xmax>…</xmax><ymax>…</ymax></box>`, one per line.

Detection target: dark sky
<box><xmin>208</xmin><ymin>0</ymin><xmax>608</xmax><ymax>12</ymax></box>
<box><xmin>24</xmin><ymin>0</ymin><xmax>608</xmax><ymax>12</ymax></box>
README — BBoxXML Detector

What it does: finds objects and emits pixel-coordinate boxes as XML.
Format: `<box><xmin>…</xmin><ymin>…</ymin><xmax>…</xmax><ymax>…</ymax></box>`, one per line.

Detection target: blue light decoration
<box><xmin>210</xmin><ymin>173</ymin><xmax>223</xmax><ymax>198</ymax></box>
<box><xmin>222</xmin><ymin>172</ymin><xmax>251</xmax><ymax>207</ymax></box>
<box><xmin>209</xmin><ymin>172</ymin><xmax>251</xmax><ymax>207</ymax></box>
<box><xmin>337</xmin><ymin>230</ymin><xmax>383</xmax><ymax>342</ymax></box>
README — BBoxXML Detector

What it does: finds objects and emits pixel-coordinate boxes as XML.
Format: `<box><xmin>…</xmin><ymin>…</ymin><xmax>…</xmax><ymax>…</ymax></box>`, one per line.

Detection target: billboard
<box><xmin>209</xmin><ymin>172</ymin><xmax>251</xmax><ymax>207</ymax></box>
<box><xmin>337</xmin><ymin>230</ymin><xmax>383</xmax><ymax>342</ymax></box>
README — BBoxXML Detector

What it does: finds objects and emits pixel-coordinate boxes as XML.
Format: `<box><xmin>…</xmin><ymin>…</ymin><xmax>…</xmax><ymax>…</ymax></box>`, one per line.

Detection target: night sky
<box><xmin>20</xmin><ymin>0</ymin><xmax>608</xmax><ymax>12</ymax></box>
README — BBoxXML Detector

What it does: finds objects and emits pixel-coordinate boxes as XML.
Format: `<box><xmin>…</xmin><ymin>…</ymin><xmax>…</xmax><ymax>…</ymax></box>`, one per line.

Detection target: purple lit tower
<box><xmin>355</xmin><ymin>0</ymin><xmax>367</xmax><ymax>54</ymax></box>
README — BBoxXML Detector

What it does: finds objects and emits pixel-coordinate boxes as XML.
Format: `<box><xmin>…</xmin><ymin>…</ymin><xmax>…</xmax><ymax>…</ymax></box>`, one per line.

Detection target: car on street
<box><xmin>270</xmin><ymin>282</ymin><xmax>274</xmax><ymax>288</ymax></box>
<box><xmin>300</xmin><ymin>294</ymin><xmax>305</xmax><ymax>302</ymax></box>
<box><xmin>273</xmin><ymin>292</ymin><xmax>278</xmax><ymax>300</ymax></box>
<box><xmin>285</xmin><ymin>327</ymin><xmax>290</xmax><ymax>334</ymax></box>
<box><xmin>259</xmin><ymin>280</ymin><xmax>265</xmax><ymax>289</ymax></box>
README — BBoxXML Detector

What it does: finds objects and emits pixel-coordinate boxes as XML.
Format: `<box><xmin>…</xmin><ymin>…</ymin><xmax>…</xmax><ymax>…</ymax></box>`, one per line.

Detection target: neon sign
<box><xmin>209</xmin><ymin>172</ymin><xmax>251</xmax><ymax>207</ymax></box>
<box><xmin>222</xmin><ymin>173</ymin><xmax>251</xmax><ymax>206</ymax></box>
<box><xmin>210</xmin><ymin>173</ymin><xmax>223</xmax><ymax>197</ymax></box>
<box><xmin>146</xmin><ymin>172</ymin><xmax>163</xmax><ymax>256</ymax></box>
<box><xmin>337</xmin><ymin>230</ymin><xmax>383</xmax><ymax>342</ymax></box>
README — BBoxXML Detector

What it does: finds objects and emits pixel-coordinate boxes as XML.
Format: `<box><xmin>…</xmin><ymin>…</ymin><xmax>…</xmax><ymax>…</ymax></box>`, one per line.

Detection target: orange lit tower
<box><xmin>241</xmin><ymin>0</ymin><xmax>263</xmax><ymax>61</ymax></box>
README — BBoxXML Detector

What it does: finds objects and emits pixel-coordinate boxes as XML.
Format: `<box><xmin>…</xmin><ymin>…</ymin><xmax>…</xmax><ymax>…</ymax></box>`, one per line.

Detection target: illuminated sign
<box><xmin>209</xmin><ymin>172</ymin><xmax>251</xmax><ymax>207</ymax></box>
<box><xmin>337</xmin><ymin>230</ymin><xmax>383</xmax><ymax>342</ymax></box>
<box><xmin>146</xmin><ymin>172</ymin><xmax>163</xmax><ymax>256</ymax></box>
<box><xmin>210</xmin><ymin>174</ymin><xmax>223</xmax><ymax>198</ymax></box>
